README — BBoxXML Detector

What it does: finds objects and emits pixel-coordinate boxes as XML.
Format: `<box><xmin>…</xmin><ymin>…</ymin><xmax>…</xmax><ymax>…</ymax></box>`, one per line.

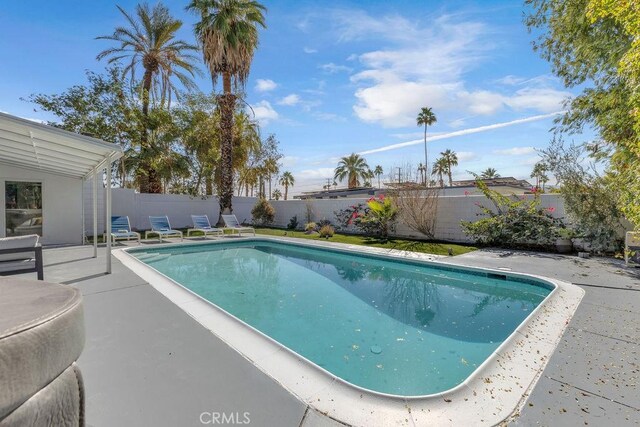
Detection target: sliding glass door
<box><xmin>5</xmin><ymin>181</ymin><xmax>42</xmax><ymax>237</ymax></box>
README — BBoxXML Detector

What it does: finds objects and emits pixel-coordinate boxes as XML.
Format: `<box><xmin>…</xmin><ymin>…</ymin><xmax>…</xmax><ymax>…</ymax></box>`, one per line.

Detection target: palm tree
<box><xmin>272</xmin><ymin>189</ymin><xmax>282</xmax><ymax>200</ymax></box>
<box><xmin>440</xmin><ymin>149</ymin><xmax>458</xmax><ymax>186</ymax></box>
<box><xmin>97</xmin><ymin>3</ymin><xmax>199</xmax><ymax>193</ymax></box>
<box><xmin>416</xmin><ymin>107</ymin><xmax>437</xmax><ymax>182</ymax></box>
<box><xmin>432</xmin><ymin>158</ymin><xmax>447</xmax><ymax>188</ymax></box>
<box><xmin>279</xmin><ymin>171</ymin><xmax>294</xmax><ymax>200</ymax></box>
<box><xmin>480</xmin><ymin>168</ymin><xmax>500</xmax><ymax>179</ymax></box>
<box><xmin>373</xmin><ymin>165</ymin><xmax>384</xmax><ymax>188</ymax></box>
<box><xmin>531</xmin><ymin>161</ymin><xmax>549</xmax><ymax>191</ymax></box>
<box><xmin>417</xmin><ymin>163</ymin><xmax>427</xmax><ymax>185</ymax></box>
<box><xmin>187</xmin><ymin>0</ymin><xmax>267</xmax><ymax>222</ymax></box>
<box><xmin>334</xmin><ymin>153</ymin><xmax>371</xmax><ymax>189</ymax></box>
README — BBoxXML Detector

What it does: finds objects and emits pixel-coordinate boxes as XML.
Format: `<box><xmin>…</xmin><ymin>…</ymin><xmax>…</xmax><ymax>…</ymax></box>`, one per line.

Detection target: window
<box><xmin>5</xmin><ymin>181</ymin><xmax>42</xmax><ymax>237</ymax></box>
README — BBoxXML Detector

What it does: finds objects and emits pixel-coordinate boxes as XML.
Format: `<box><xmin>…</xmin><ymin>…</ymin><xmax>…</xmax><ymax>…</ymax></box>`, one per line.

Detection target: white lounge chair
<box><xmin>188</xmin><ymin>215</ymin><xmax>223</xmax><ymax>238</ymax></box>
<box><xmin>106</xmin><ymin>216</ymin><xmax>140</xmax><ymax>245</ymax></box>
<box><xmin>221</xmin><ymin>214</ymin><xmax>256</xmax><ymax>236</ymax></box>
<box><xmin>145</xmin><ymin>216</ymin><xmax>183</xmax><ymax>242</ymax></box>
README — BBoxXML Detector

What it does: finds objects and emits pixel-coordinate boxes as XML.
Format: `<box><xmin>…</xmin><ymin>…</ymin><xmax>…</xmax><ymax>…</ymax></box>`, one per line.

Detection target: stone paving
<box><xmin>10</xmin><ymin>241</ymin><xmax>640</xmax><ymax>426</ymax></box>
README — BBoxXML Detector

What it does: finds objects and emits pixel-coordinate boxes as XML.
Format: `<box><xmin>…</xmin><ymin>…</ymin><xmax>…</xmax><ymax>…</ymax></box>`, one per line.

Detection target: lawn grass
<box><xmin>254</xmin><ymin>227</ymin><xmax>476</xmax><ymax>256</ymax></box>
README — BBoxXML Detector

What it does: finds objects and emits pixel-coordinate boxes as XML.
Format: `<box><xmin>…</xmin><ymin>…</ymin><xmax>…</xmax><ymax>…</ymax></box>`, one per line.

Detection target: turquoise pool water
<box><xmin>130</xmin><ymin>240</ymin><xmax>552</xmax><ymax>396</ymax></box>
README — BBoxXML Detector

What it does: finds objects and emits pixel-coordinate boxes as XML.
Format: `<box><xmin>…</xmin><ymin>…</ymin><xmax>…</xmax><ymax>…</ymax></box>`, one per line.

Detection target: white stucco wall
<box><xmin>1</xmin><ymin>164</ymin><xmax>83</xmax><ymax>245</ymax></box>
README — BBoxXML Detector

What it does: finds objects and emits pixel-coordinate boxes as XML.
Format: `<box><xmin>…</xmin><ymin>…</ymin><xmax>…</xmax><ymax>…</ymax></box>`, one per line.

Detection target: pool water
<box><xmin>131</xmin><ymin>240</ymin><xmax>552</xmax><ymax>396</ymax></box>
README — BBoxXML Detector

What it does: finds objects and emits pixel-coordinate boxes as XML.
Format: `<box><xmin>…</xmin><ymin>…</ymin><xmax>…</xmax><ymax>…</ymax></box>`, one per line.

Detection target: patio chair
<box><xmin>188</xmin><ymin>215</ymin><xmax>224</xmax><ymax>238</ymax></box>
<box><xmin>106</xmin><ymin>216</ymin><xmax>141</xmax><ymax>245</ymax></box>
<box><xmin>221</xmin><ymin>214</ymin><xmax>256</xmax><ymax>237</ymax></box>
<box><xmin>0</xmin><ymin>234</ymin><xmax>43</xmax><ymax>280</ymax></box>
<box><xmin>145</xmin><ymin>216</ymin><xmax>183</xmax><ymax>242</ymax></box>
<box><xmin>625</xmin><ymin>231</ymin><xmax>640</xmax><ymax>265</ymax></box>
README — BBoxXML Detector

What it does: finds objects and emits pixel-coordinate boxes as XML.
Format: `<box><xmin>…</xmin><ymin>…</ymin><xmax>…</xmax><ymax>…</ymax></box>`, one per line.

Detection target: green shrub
<box><xmin>304</xmin><ymin>222</ymin><xmax>317</xmax><ymax>232</ymax></box>
<box><xmin>287</xmin><ymin>215</ymin><xmax>299</xmax><ymax>230</ymax></box>
<box><xmin>333</xmin><ymin>195</ymin><xmax>397</xmax><ymax>240</ymax></box>
<box><xmin>319</xmin><ymin>225</ymin><xmax>335</xmax><ymax>238</ymax></box>
<box><xmin>461</xmin><ymin>180</ymin><xmax>564</xmax><ymax>249</ymax></box>
<box><xmin>251</xmin><ymin>198</ymin><xmax>275</xmax><ymax>226</ymax></box>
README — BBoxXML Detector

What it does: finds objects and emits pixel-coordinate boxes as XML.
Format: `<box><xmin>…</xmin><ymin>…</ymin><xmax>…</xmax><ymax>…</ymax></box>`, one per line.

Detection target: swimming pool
<box><xmin>127</xmin><ymin>239</ymin><xmax>552</xmax><ymax>396</ymax></box>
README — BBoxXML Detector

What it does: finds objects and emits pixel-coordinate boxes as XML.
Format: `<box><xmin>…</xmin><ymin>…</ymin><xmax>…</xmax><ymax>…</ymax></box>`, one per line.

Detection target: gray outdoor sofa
<box><xmin>0</xmin><ymin>277</ymin><xmax>85</xmax><ymax>426</ymax></box>
<box><xmin>0</xmin><ymin>235</ymin><xmax>43</xmax><ymax>280</ymax></box>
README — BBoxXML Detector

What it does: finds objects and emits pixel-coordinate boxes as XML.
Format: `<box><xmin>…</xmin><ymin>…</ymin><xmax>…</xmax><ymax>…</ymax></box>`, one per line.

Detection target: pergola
<box><xmin>0</xmin><ymin>112</ymin><xmax>124</xmax><ymax>274</ymax></box>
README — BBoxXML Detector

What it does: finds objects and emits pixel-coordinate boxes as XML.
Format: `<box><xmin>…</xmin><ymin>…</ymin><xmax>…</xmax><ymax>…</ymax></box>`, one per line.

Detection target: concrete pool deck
<box><xmin>10</xmin><ymin>241</ymin><xmax>639</xmax><ymax>426</ymax></box>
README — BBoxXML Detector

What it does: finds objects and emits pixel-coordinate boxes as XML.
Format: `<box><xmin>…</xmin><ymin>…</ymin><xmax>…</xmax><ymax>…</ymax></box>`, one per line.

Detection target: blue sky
<box><xmin>0</xmin><ymin>1</ymin><xmax>590</xmax><ymax>194</ymax></box>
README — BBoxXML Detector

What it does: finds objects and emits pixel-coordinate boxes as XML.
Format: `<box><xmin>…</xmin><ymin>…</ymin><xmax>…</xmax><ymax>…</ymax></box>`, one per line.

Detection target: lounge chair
<box><xmin>625</xmin><ymin>231</ymin><xmax>640</xmax><ymax>265</ymax></box>
<box><xmin>188</xmin><ymin>215</ymin><xmax>223</xmax><ymax>238</ymax></box>
<box><xmin>106</xmin><ymin>216</ymin><xmax>140</xmax><ymax>245</ymax></box>
<box><xmin>0</xmin><ymin>234</ymin><xmax>43</xmax><ymax>280</ymax></box>
<box><xmin>145</xmin><ymin>216</ymin><xmax>183</xmax><ymax>242</ymax></box>
<box><xmin>221</xmin><ymin>214</ymin><xmax>256</xmax><ymax>236</ymax></box>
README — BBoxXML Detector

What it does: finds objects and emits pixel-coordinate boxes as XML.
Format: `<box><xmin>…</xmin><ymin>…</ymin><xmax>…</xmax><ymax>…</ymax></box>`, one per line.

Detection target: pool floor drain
<box><xmin>370</xmin><ymin>345</ymin><xmax>382</xmax><ymax>354</ymax></box>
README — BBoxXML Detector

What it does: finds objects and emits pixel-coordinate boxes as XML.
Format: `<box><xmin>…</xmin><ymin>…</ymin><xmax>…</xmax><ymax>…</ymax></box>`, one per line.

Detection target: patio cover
<box><xmin>0</xmin><ymin>112</ymin><xmax>124</xmax><ymax>274</ymax></box>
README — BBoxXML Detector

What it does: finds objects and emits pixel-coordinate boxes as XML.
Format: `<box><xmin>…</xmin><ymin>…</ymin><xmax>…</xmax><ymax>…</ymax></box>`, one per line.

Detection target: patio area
<box><xmin>13</xmin><ymin>241</ymin><xmax>640</xmax><ymax>426</ymax></box>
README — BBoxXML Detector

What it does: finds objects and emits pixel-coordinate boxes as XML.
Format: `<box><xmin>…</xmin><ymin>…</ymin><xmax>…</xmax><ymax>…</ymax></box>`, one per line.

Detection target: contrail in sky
<box><xmin>357</xmin><ymin>112</ymin><xmax>564</xmax><ymax>156</ymax></box>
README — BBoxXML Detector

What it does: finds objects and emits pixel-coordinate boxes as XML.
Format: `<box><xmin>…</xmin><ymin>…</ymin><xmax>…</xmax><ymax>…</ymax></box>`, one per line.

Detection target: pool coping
<box><xmin>113</xmin><ymin>236</ymin><xmax>585</xmax><ymax>426</ymax></box>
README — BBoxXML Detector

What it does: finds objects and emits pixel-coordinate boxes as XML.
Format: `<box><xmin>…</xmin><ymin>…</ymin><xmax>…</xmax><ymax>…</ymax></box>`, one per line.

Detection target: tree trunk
<box><xmin>205</xmin><ymin>175</ymin><xmax>213</xmax><ymax>196</ymax></box>
<box><xmin>217</xmin><ymin>71</ymin><xmax>236</xmax><ymax>225</ymax></box>
<box><xmin>423</xmin><ymin>124</ymin><xmax>428</xmax><ymax>185</ymax></box>
<box><xmin>138</xmin><ymin>68</ymin><xmax>162</xmax><ymax>194</ymax></box>
<box><xmin>284</xmin><ymin>185</ymin><xmax>288</xmax><ymax>200</ymax></box>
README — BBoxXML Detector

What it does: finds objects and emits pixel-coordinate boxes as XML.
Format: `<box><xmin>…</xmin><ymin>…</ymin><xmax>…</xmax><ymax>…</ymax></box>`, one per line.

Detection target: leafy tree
<box><xmin>27</xmin><ymin>67</ymin><xmax>137</xmax><ymax>187</ymax></box>
<box><xmin>440</xmin><ymin>149</ymin><xmax>458</xmax><ymax>186</ymax></box>
<box><xmin>187</xmin><ymin>0</ymin><xmax>267</xmax><ymax>222</ymax></box>
<box><xmin>525</xmin><ymin>0</ymin><xmax>640</xmax><ymax>228</ymax></box>
<box><xmin>279</xmin><ymin>171</ymin><xmax>295</xmax><ymax>200</ymax></box>
<box><xmin>417</xmin><ymin>107</ymin><xmax>437</xmax><ymax>179</ymax></box>
<box><xmin>174</xmin><ymin>93</ymin><xmax>220</xmax><ymax>195</ymax></box>
<box><xmin>334</xmin><ymin>153</ymin><xmax>371</xmax><ymax>189</ymax></box>
<box><xmin>480</xmin><ymin>168</ymin><xmax>500</xmax><ymax>179</ymax></box>
<box><xmin>97</xmin><ymin>2</ymin><xmax>199</xmax><ymax>193</ymax></box>
<box><xmin>373</xmin><ymin>165</ymin><xmax>384</xmax><ymax>189</ymax></box>
<box><xmin>431</xmin><ymin>158</ymin><xmax>447</xmax><ymax>188</ymax></box>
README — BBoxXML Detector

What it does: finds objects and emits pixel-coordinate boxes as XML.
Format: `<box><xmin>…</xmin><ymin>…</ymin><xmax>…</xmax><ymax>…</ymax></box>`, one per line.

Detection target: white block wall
<box><xmin>85</xmin><ymin>188</ymin><xmax>567</xmax><ymax>243</ymax></box>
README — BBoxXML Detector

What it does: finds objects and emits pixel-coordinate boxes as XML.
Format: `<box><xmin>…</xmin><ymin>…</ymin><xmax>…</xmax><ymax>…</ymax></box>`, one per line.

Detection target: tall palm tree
<box><xmin>373</xmin><ymin>165</ymin><xmax>384</xmax><ymax>188</ymax></box>
<box><xmin>440</xmin><ymin>149</ymin><xmax>458</xmax><ymax>186</ymax></box>
<box><xmin>480</xmin><ymin>168</ymin><xmax>500</xmax><ymax>179</ymax></box>
<box><xmin>279</xmin><ymin>171</ymin><xmax>294</xmax><ymax>200</ymax></box>
<box><xmin>97</xmin><ymin>3</ymin><xmax>199</xmax><ymax>193</ymax></box>
<box><xmin>272</xmin><ymin>189</ymin><xmax>282</xmax><ymax>200</ymax></box>
<box><xmin>432</xmin><ymin>158</ymin><xmax>447</xmax><ymax>188</ymax></box>
<box><xmin>334</xmin><ymin>153</ymin><xmax>371</xmax><ymax>189</ymax></box>
<box><xmin>187</xmin><ymin>0</ymin><xmax>267</xmax><ymax>222</ymax></box>
<box><xmin>531</xmin><ymin>161</ymin><xmax>549</xmax><ymax>190</ymax></box>
<box><xmin>416</xmin><ymin>107</ymin><xmax>437</xmax><ymax>183</ymax></box>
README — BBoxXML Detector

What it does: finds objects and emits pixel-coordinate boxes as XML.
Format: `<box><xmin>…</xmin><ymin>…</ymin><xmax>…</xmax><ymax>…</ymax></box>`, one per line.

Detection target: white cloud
<box><xmin>255</xmin><ymin>79</ymin><xmax>278</xmax><ymax>92</ymax></box>
<box><xmin>278</xmin><ymin>94</ymin><xmax>301</xmax><ymax>106</ymax></box>
<box><xmin>313</xmin><ymin>112</ymin><xmax>346</xmax><ymax>122</ymax></box>
<box><xmin>280</xmin><ymin>156</ymin><xmax>299</xmax><ymax>168</ymax></box>
<box><xmin>505</xmin><ymin>87</ymin><xmax>570</xmax><ymax>113</ymax></box>
<box><xmin>493</xmin><ymin>146</ymin><xmax>536</xmax><ymax>156</ymax></box>
<box><xmin>456</xmin><ymin>151</ymin><xmax>477</xmax><ymax>162</ymax></box>
<box><xmin>297</xmin><ymin>167</ymin><xmax>336</xmax><ymax>180</ymax></box>
<box><xmin>303</xmin><ymin>47</ymin><xmax>317</xmax><ymax>54</ymax></box>
<box><xmin>320</xmin><ymin>63</ymin><xmax>353</xmax><ymax>74</ymax></box>
<box><xmin>251</xmin><ymin>101</ymin><xmax>279</xmax><ymax>125</ymax></box>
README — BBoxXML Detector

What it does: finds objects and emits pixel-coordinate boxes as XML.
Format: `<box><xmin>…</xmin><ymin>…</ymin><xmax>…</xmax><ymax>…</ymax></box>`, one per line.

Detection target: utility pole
<box><xmin>396</xmin><ymin>167</ymin><xmax>402</xmax><ymax>184</ymax></box>
<box><xmin>325</xmin><ymin>178</ymin><xmax>332</xmax><ymax>191</ymax></box>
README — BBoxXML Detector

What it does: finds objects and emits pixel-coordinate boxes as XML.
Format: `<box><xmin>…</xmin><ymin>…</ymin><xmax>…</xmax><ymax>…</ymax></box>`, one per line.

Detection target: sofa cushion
<box><xmin>0</xmin><ymin>278</ymin><xmax>84</xmax><ymax>419</ymax></box>
<box><xmin>0</xmin><ymin>235</ymin><xmax>39</xmax><ymax>263</ymax></box>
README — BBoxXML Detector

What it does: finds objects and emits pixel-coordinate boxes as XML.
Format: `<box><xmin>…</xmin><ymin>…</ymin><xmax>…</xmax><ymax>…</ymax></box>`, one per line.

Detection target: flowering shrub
<box><xmin>461</xmin><ymin>180</ymin><xmax>565</xmax><ymax>249</ymax></box>
<box><xmin>334</xmin><ymin>195</ymin><xmax>398</xmax><ymax>240</ymax></box>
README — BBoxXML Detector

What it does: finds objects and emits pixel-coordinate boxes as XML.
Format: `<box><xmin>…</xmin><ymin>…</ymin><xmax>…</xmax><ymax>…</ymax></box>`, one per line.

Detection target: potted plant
<box><xmin>556</xmin><ymin>228</ymin><xmax>574</xmax><ymax>254</ymax></box>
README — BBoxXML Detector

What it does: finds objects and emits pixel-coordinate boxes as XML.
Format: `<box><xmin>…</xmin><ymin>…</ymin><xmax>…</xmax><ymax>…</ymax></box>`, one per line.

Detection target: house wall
<box><xmin>1</xmin><ymin>164</ymin><xmax>83</xmax><ymax>245</ymax></box>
